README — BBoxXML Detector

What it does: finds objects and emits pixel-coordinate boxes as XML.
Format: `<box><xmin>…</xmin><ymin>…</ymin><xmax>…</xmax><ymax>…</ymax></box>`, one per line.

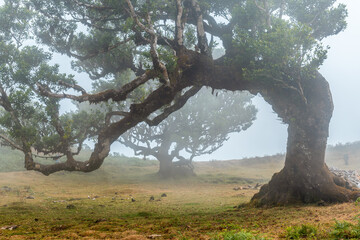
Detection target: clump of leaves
<box><xmin>212</xmin><ymin>230</ymin><xmax>268</xmax><ymax>240</ymax></box>
<box><xmin>330</xmin><ymin>220</ymin><xmax>360</xmax><ymax>239</ymax></box>
<box><xmin>355</xmin><ymin>197</ymin><xmax>360</xmax><ymax>206</ymax></box>
<box><xmin>285</xmin><ymin>224</ymin><xmax>318</xmax><ymax>239</ymax></box>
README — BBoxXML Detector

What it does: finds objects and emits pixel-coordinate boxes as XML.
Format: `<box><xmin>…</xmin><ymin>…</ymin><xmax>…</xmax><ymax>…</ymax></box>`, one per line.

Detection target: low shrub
<box><xmin>285</xmin><ymin>224</ymin><xmax>318</xmax><ymax>239</ymax></box>
<box><xmin>212</xmin><ymin>230</ymin><xmax>268</xmax><ymax>240</ymax></box>
<box><xmin>330</xmin><ymin>220</ymin><xmax>360</xmax><ymax>239</ymax></box>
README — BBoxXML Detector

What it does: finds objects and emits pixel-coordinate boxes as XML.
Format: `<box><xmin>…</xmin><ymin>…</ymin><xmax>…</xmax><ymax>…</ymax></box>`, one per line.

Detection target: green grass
<box><xmin>0</xmin><ymin>146</ymin><xmax>360</xmax><ymax>239</ymax></box>
<box><xmin>211</xmin><ymin>230</ymin><xmax>269</xmax><ymax>240</ymax></box>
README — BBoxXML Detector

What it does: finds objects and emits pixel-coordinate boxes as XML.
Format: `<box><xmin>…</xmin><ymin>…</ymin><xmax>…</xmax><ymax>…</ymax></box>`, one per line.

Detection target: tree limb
<box><xmin>72</xmin><ymin>0</ymin><xmax>114</xmax><ymax>10</ymax></box>
<box><xmin>126</xmin><ymin>0</ymin><xmax>170</xmax><ymax>85</ymax></box>
<box><xmin>145</xmin><ymin>85</ymin><xmax>201</xmax><ymax>126</ymax></box>
<box><xmin>0</xmin><ymin>134</ymin><xmax>24</xmax><ymax>151</ymax></box>
<box><xmin>66</xmin><ymin>34</ymin><xmax>132</xmax><ymax>62</ymax></box>
<box><xmin>37</xmin><ymin>70</ymin><xmax>155</xmax><ymax>103</ymax></box>
<box><xmin>105</xmin><ymin>111</ymin><xmax>130</xmax><ymax>125</ymax></box>
<box><xmin>190</xmin><ymin>0</ymin><xmax>210</xmax><ymax>55</ymax></box>
<box><xmin>175</xmin><ymin>0</ymin><xmax>185</xmax><ymax>47</ymax></box>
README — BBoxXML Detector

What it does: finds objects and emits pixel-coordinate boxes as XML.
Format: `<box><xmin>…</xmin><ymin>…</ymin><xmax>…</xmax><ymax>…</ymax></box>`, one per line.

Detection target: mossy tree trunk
<box><xmin>251</xmin><ymin>73</ymin><xmax>360</xmax><ymax>205</ymax></box>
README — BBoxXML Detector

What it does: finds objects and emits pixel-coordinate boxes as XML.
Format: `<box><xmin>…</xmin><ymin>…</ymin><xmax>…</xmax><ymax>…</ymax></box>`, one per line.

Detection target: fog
<box><xmin>2</xmin><ymin>0</ymin><xmax>358</xmax><ymax>161</ymax></box>
<box><xmin>53</xmin><ymin>0</ymin><xmax>360</xmax><ymax>161</ymax></box>
<box><xmin>202</xmin><ymin>0</ymin><xmax>360</xmax><ymax>161</ymax></box>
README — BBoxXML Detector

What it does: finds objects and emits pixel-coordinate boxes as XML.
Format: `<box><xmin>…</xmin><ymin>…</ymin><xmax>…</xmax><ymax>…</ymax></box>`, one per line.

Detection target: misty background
<box><xmin>19</xmin><ymin>0</ymin><xmax>360</xmax><ymax>161</ymax></box>
<box><xmin>205</xmin><ymin>0</ymin><xmax>360</xmax><ymax>160</ymax></box>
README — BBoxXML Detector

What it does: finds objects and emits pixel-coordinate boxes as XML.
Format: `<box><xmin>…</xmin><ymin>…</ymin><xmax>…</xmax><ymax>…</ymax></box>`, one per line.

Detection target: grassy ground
<box><xmin>0</xmin><ymin>146</ymin><xmax>359</xmax><ymax>239</ymax></box>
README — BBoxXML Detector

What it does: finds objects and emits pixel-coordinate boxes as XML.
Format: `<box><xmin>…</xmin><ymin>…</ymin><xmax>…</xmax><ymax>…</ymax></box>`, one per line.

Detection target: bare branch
<box><xmin>146</xmin><ymin>86</ymin><xmax>201</xmax><ymax>126</ymax></box>
<box><xmin>119</xmin><ymin>137</ymin><xmax>155</xmax><ymax>158</ymax></box>
<box><xmin>105</xmin><ymin>111</ymin><xmax>130</xmax><ymax>125</ymax></box>
<box><xmin>58</xmin><ymin>80</ymin><xmax>87</xmax><ymax>95</ymax></box>
<box><xmin>254</xmin><ymin>0</ymin><xmax>271</xmax><ymax>27</ymax></box>
<box><xmin>175</xmin><ymin>0</ymin><xmax>185</xmax><ymax>46</ymax></box>
<box><xmin>0</xmin><ymin>134</ymin><xmax>24</xmax><ymax>151</ymax></box>
<box><xmin>66</xmin><ymin>35</ymin><xmax>132</xmax><ymax>61</ymax></box>
<box><xmin>279</xmin><ymin>0</ymin><xmax>285</xmax><ymax>19</ymax></box>
<box><xmin>24</xmin><ymin>136</ymin><xmax>112</xmax><ymax>176</ymax></box>
<box><xmin>254</xmin><ymin>0</ymin><xmax>266</xmax><ymax>12</ymax></box>
<box><xmin>190</xmin><ymin>0</ymin><xmax>209</xmax><ymax>55</ymax></box>
<box><xmin>37</xmin><ymin>70</ymin><xmax>155</xmax><ymax>103</ymax></box>
<box><xmin>125</xmin><ymin>0</ymin><xmax>155</xmax><ymax>36</ymax></box>
<box><xmin>126</xmin><ymin>0</ymin><xmax>170</xmax><ymax>85</ymax></box>
<box><xmin>72</xmin><ymin>0</ymin><xmax>114</xmax><ymax>10</ymax></box>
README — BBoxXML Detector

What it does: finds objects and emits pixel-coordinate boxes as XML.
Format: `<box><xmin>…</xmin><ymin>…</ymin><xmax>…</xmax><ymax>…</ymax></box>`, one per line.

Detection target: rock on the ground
<box><xmin>329</xmin><ymin>167</ymin><xmax>360</xmax><ymax>188</ymax></box>
<box><xmin>66</xmin><ymin>204</ymin><xmax>76</xmax><ymax>209</ymax></box>
<box><xmin>1</xmin><ymin>225</ymin><xmax>19</xmax><ymax>230</ymax></box>
<box><xmin>148</xmin><ymin>234</ymin><xmax>162</xmax><ymax>239</ymax></box>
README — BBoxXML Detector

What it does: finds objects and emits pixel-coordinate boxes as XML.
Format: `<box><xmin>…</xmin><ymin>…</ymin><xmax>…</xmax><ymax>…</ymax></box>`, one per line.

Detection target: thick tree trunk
<box><xmin>207</xmin><ymin>58</ymin><xmax>360</xmax><ymax>205</ymax></box>
<box><xmin>251</xmin><ymin>73</ymin><xmax>360</xmax><ymax>205</ymax></box>
<box><xmin>252</xmin><ymin>121</ymin><xmax>358</xmax><ymax>205</ymax></box>
<box><xmin>157</xmin><ymin>158</ymin><xmax>196</xmax><ymax>178</ymax></box>
<box><xmin>158</xmin><ymin>158</ymin><xmax>174</xmax><ymax>178</ymax></box>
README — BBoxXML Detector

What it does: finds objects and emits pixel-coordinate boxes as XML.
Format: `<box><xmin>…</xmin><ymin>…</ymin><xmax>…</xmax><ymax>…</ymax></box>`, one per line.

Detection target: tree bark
<box><xmin>157</xmin><ymin>158</ymin><xmax>196</xmax><ymax>178</ymax></box>
<box><xmin>158</xmin><ymin>157</ymin><xmax>174</xmax><ymax>178</ymax></box>
<box><xmin>251</xmin><ymin>72</ymin><xmax>360</xmax><ymax>205</ymax></box>
<box><xmin>156</xmin><ymin>136</ymin><xmax>195</xmax><ymax>178</ymax></box>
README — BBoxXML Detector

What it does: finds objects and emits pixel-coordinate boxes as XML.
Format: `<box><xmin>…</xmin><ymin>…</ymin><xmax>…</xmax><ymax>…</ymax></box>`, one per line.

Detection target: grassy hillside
<box><xmin>1</xmin><ymin>141</ymin><xmax>359</xmax><ymax>174</ymax></box>
<box><xmin>0</xmin><ymin>143</ymin><xmax>359</xmax><ymax>239</ymax></box>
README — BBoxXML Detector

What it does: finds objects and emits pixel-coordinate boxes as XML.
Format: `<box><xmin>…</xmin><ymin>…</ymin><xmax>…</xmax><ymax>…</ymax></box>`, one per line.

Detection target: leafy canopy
<box><xmin>0</xmin><ymin>0</ymin><xmax>348</xmax><ymax>175</ymax></box>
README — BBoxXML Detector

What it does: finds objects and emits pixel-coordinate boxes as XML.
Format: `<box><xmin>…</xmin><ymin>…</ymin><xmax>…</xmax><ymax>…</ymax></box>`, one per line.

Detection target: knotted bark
<box><xmin>251</xmin><ymin>72</ymin><xmax>360</xmax><ymax>205</ymax></box>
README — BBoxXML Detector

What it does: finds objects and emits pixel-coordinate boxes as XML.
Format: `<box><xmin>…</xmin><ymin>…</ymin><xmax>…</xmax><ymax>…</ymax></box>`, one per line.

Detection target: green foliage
<box><xmin>286</xmin><ymin>0</ymin><xmax>348</xmax><ymax>39</ymax></box>
<box><xmin>0</xmin><ymin>0</ymin><xmax>33</xmax><ymax>43</ymax></box>
<box><xmin>0</xmin><ymin>0</ymin><xmax>350</xmax><ymax>174</ymax></box>
<box><xmin>233</xmin><ymin>19</ymin><xmax>327</xmax><ymax>84</ymax></box>
<box><xmin>285</xmin><ymin>224</ymin><xmax>318</xmax><ymax>239</ymax></box>
<box><xmin>71</xmin><ymin>29</ymin><xmax>135</xmax><ymax>79</ymax></box>
<box><xmin>212</xmin><ymin>230</ymin><xmax>268</xmax><ymax>240</ymax></box>
<box><xmin>330</xmin><ymin>220</ymin><xmax>360</xmax><ymax>239</ymax></box>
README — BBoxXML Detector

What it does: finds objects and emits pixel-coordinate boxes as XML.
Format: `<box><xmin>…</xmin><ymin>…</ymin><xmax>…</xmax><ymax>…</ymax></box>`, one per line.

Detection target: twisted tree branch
<box><xmin>37</xmin><ymin>70</ymin><xmax>155</xmax><ymax>103</ymax></box>
<box><xmin>145</xmin><ymin>85</ymin><xmax>201</xmax><ymax>126</ymax></box>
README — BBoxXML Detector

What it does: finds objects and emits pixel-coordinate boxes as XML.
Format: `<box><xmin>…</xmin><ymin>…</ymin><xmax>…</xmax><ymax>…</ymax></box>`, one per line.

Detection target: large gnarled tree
<box><xmin>0</xmin><ymin>0</ymin><xmax>358</xmax><ymax>205</ymax></box>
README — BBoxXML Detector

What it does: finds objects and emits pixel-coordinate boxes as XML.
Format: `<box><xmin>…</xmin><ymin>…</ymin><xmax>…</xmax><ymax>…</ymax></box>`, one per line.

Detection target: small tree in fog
<box><xmin>119</xmin><ymin>88</ymin><xmax>256</xmax><ymax>177</ymax></box>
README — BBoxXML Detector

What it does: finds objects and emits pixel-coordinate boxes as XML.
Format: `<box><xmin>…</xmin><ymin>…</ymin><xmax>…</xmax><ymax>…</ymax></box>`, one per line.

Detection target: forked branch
<box><xmin>190</xmin><ymin>0</ymin><xmax>209</xmax><ymax>55</ymax></box>
<box><xmin>125</xmin><ymin>0</ymin><xmax>170</xmax><ymax>85</ymax></box>
<box><xmin>37</xmin><ymin>70</ymin><xmax>155</xmax><ymax>103</ymax></box>
<box><xmin>146</xmin><ymin>86</ymin><xmax>201</xmax><ymax>126</ymax></box>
